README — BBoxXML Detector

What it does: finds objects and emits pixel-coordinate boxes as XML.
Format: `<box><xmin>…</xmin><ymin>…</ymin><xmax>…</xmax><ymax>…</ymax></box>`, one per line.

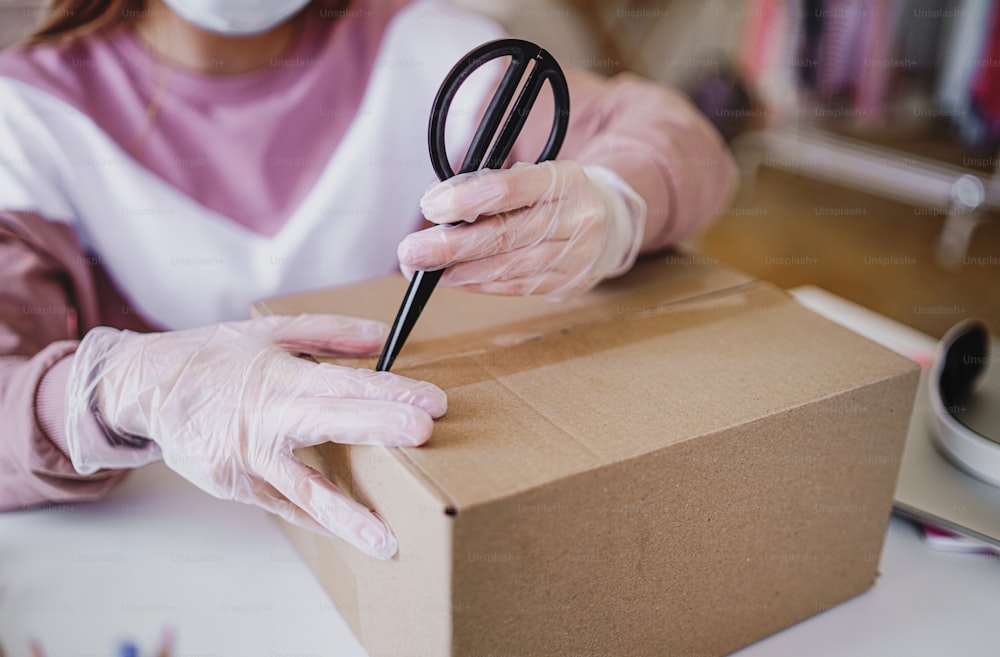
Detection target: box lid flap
<box><xmin>254</xmin><ymin>255</ymin><xmax>918</xmax><ymax>510</ymax></box>
<box><xmin>253</xmin><ymin>254</ymin><xmax>748</xmax><ymax>346</ymax></box>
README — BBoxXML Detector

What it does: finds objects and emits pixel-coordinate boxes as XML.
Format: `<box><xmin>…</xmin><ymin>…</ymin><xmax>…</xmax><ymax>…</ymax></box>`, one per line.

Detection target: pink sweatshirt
<box><xmin>0</xmin><ymin>1</ymin><xmax>737</xmax><ymax>510</ymax></box>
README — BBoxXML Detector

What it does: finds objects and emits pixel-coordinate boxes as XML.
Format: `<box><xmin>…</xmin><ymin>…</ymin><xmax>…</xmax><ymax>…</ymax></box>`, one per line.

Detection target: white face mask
<box><xmin>161</xmin><ymin>0</ymin><xmax>313</xmax><ymax>36</ymax></box>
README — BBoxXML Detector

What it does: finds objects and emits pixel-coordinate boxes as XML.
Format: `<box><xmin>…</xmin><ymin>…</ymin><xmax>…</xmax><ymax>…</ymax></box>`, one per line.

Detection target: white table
<box><xmin>2</xmin><ymin>290</ymin><xmax>999</xmax><ymax>657</ymax></box>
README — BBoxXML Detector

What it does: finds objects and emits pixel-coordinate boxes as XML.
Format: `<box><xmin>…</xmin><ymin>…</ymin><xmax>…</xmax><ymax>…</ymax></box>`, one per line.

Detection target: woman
<box><xmin>0</xmin><ymin>0</ymin><xmax>737</xmax><ymax>559</ymax></box>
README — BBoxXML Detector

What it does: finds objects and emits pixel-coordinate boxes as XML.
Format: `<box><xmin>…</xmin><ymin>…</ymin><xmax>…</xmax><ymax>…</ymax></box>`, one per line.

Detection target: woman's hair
<box><xmin>27</xmin><ymin>0</ymin><xmax>144</xmax><ymax>44</ymax></box>
<box><xmin>25</xmin><ymin>0</ymin><xmax>351</xmax><ymax>45</ymax></box>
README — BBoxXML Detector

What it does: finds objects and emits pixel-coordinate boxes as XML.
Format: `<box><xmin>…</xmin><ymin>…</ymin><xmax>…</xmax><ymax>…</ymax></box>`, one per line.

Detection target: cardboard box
<box><xmin>252</xmin><ymin>255</ymin><xmax>919</xmax><ymax>657</ymax></box>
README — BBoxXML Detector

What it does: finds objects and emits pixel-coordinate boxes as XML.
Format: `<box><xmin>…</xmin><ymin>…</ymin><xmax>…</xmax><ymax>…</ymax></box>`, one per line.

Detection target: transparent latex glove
<box><xmin>65</xmin><ymin>314</ymin><xmax>447</xmax><ymax>559</ymax></box>
<box><xmin>398</xmin><ymin>162</ymin><xmax>647</xmax><ymax>300</ymax></box>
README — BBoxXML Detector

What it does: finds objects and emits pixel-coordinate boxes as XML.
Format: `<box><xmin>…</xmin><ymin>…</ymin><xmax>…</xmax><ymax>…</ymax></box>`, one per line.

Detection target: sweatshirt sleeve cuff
<box><xmin>36</xmin><ymin>354</ymin><xmax>119</xmax><ymax>470</ymax></box>
<box><xmin>36</xmin><ymin>354</ymin><xmax>75</xmax><ymax>458</ymax></box>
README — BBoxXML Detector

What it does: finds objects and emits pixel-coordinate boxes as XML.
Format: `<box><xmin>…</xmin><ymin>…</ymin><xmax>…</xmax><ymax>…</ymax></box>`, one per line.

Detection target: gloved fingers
<box><xmin>438</xmin><ymin>237</ymin><xmax>603</xmax><ymax>288</ymax></box>
<box><xmin>280</xmin><ymin>397</ymin><xmax>436</xmax><ymax>448</ymax></box>
<box><xmin>258</xmin><ymin>314</ymin><xmax>389</xmax><ymax>356</ymax></box>
<box><xmin>304</xmin><ymin>364</ymin><xmax>448</xmax><ymax>418</ymax></box>
<box><xmin>399</xmin><ymin>201</ymin><xmax>602</xmax><ymax>273</ymax></box>
<box><xmin>448</xmin><ymin>270</ymin><xmax>592</xmax><ymax>299</ymax></box>
<box><xmin>253</xmin><ymin>483</ymin><xmax>342</xmax><ymax>536</ymax></box>
<box><xmin>420</xmin><ymin>160</ymin><xmax>585</xmax><ymax>225</ymax></box>
<box><xmin>265</xmin><ymin>455</ymin><xmax>398</xmax><ymax>559</ymax></box>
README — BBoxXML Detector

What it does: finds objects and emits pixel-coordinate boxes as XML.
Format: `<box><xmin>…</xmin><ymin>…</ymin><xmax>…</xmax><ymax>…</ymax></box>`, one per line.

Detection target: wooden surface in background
<box><xmin>693</xmin><ymin>167</ymin><xmax>999</xmax><ymax>339</ymax></box>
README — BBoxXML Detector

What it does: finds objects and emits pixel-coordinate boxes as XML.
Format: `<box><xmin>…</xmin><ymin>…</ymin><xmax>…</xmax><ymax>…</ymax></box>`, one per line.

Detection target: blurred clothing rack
<box><xmin>537</xmin><ymin>0</ymin><xmax>1000</xmax><ymax>257</ymax></box>
<box><xmin>724</xmin><ymin>0</ymin><xmax>1000</xmax><ymax>268</ymax></box>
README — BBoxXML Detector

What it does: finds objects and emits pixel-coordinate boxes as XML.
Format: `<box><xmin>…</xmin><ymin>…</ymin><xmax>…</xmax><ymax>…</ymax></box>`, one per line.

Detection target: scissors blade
<box><xmin>375</xmin><ymin>269</ymin><xmax>444</xmax><ymax>372</ymax></box>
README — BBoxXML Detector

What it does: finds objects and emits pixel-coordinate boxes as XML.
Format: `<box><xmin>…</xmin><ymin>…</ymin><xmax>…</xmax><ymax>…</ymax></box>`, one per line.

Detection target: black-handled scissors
<box><xmin>375</xmin><ymin>38</ymin><xmax>570</xmax><ymax>372</ymax></box>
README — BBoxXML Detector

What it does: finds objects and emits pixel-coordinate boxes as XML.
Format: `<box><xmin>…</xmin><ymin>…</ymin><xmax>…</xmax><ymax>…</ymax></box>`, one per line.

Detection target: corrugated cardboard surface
<box><xmin>254</xmin><ymin>255</ymin><xmax>919</xmax><ymax>656</ymax></box>
<box><xmin>449</xmin><ymin>374</ymin><xmax>914</xmax><ymax>655</ymax></box>
<box><xmin>285</xmin><ymin>444</ymin><xmax>455</xmax><ymax>655</ymax></box>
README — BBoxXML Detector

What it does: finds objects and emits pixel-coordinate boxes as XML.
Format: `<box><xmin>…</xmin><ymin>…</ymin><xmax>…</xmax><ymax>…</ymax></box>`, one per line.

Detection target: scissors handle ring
<box><xmin>428</xmin><ymin>38</ymin><xmax>570</xmax><ymax>181</ymax></box>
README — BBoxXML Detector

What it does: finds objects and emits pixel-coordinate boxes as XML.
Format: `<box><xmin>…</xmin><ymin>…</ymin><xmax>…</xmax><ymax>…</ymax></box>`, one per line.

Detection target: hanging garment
<box><xmin>971</xmin><ymin>1</ymin><xmax>1000</xmax><ymax>133</ymax></box>
<box><xmin>816</xmin><ymin>0</ymin><xmax>868</xmax><ymax>101</ymax></box>
<box><xmin>854</xmin><ymin>0</ymin><xmax>904</xmax><ymax>124</ymax></box>
<box><xmin>936</xmin><ymin>0</ymin><xmax>993</xmax><ymax>143</ymax></box>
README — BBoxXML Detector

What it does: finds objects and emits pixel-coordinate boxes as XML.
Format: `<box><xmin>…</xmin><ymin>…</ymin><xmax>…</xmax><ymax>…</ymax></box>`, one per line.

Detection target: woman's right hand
<box><xmin>64</xmin><ymin>314</ymin><xmax>447</xmax><ymax>560</ymax></box>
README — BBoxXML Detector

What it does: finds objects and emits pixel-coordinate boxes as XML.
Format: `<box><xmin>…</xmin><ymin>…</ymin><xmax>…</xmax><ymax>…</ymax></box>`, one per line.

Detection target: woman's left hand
<box><xmin>397</xmin><ymin>161</ymin><xmax>647</xmax><ymax>300</ymax></box>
